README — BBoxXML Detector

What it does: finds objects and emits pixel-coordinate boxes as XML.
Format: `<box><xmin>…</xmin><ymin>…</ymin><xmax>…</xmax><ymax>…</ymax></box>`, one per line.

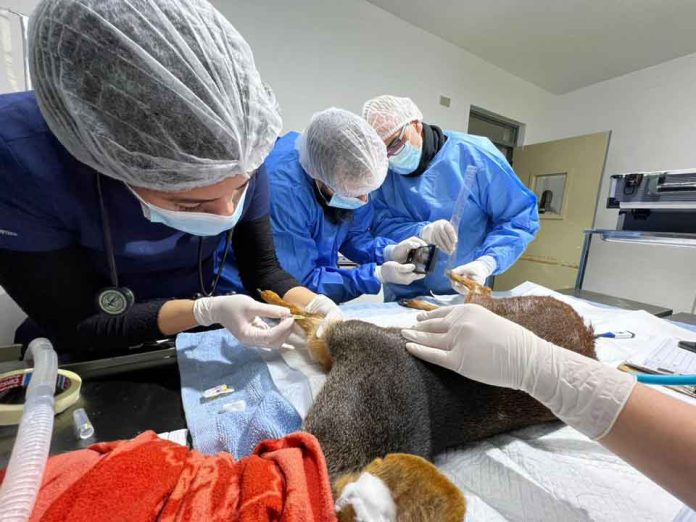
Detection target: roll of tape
<box><xmin>0</xmin><ymin>368</ymin><xmax>82</xmax><ymax>426</ymax></box>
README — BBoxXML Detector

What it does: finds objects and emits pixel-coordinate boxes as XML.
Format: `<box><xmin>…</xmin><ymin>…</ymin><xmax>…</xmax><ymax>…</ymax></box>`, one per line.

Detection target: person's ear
<box><xmin>413</xmin><ymin>120</ymin><xmax>423</xmax><ymax>134</ymax></box>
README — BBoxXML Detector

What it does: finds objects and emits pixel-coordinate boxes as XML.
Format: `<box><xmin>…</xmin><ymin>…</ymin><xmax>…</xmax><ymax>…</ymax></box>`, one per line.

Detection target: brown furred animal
<box><xmin>261</xmin><ymin>288</ymin><xmax>595</xmax><ymax>520</ymax></box>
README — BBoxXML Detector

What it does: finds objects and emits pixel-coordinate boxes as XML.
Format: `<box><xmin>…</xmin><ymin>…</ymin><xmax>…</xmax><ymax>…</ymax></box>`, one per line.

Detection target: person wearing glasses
<box><xmin>362</xmin><ymin>95</ymin><xmax>540</xmax><ymax>300</ymax></box>
<box><xmin>0</xmin><ymin>0</ymin><xmax>342</xmax><ymax>357</ymax></box>
<box><xmin>261</xmin><ymin>108</ymin><xmax>427</xmax><ymax>304</ymax></box>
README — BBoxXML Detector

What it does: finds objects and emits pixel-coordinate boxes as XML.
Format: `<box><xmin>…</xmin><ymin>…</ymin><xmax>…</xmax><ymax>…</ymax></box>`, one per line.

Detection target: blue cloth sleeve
<box><xmin>272</xmin><ymin>194</ymin><xmax>381</xmax><ymax>304</ymax></box>
<box><xmin>370</xmin><ymin>188</ymin><xmax>429</xmax><ymax>243</ymax></box>
<box><xmin>473</xmin><ymin>145</ymin><xmax>540</xmax><ymax>273</ymax></box>
<box><xmin>0</xmin><ymin>136</ymin><xmax>73</xmax><ymax>252</ymax></box>
<box><xmin>340</xmin><ymin>202</ymin><xmax>395</xmax><ymax>265</ymax></box>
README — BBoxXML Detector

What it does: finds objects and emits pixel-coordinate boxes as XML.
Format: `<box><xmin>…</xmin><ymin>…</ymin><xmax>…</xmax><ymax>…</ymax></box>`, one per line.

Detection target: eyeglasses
<box><xmin>386</xmin><ymin>124</ymin><xmax>409</xmax><ymax>157</ymax></box>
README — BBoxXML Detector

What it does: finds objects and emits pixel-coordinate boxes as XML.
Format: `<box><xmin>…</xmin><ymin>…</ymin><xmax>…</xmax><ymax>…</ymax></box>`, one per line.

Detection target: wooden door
<box><xmin>494</xmin><ymin>132</ymin><xmax>610</xmax><ymax>290</ymax></box>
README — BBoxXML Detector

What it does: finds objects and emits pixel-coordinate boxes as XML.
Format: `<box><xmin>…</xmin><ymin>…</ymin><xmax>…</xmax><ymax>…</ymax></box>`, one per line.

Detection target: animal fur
<box><xmin>260</xmin><ymin>288</ymin><xmax>595</xmax><ymax>520</ymax></box>
<box><xmin>446</xmin><ymin>270</ymin><xmax>492</xmax><ymax>299</ymax></box>
<box><xmin>334</xmin><ymin>454</ymin><xmax>466</xmax><ymax>522</ymax></box>
<box><xmin>302</xmin><ymin>295</ymin><xmax>595</xmax><ymax>477</ymax></box>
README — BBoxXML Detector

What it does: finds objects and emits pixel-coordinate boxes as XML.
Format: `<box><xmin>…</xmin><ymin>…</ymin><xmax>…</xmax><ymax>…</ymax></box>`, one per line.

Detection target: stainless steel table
<box><xmin>669</xmin><ymin>312</ymin><xmax>696</xmax><ymax>326</ymax></box>
<box><xmin>557</xmin><ymin>288</ymin><xmax>673</xmax><ymax>318</ymax></box>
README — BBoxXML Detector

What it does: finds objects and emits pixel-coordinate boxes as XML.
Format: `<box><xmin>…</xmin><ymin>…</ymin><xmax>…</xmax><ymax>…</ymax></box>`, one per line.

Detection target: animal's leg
<box><xmin>398</xmin><ymin>298</ymin><xmax>440</xmax><ymax>312</ymax></box>
<box><xmin>446</xmin><ymin>272</ymin><xmax>491</xmax><ymax>302</ymax></box>
<box><xmin>306</xmin><ymin>336</ymin><xmax>333</xmax><ymax>371</ymax></box>
<box><xmin>334</xmin><ymin>453</ymin><xmax>466</xmax><ymax>522</ymax></box>
<box><xmin>259</xmin><ymin>289</ymin><xmax>334</xmax><ymax>371</ymax></box>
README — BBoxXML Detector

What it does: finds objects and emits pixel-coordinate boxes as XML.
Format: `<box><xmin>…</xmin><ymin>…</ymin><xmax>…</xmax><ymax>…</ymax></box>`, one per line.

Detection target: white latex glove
<box><xmin>420</xmin><ymin>220</ymin><xmax>457</xmax><ymax>254</ymax></box>
<box><xmin>193</xmin><ymin>295</ymin><xmax>294</xmax><ymax>349</ymax></box>
<box><xmin>305</xmin><ymin>294</ymin><xmax>344</xmax><ymax>338</ymax></box>
<box><xmin>450</xmin><ymin>256</ymin><xmax>497</xmax><ymax>290</ymax></box>
<box><xmin>376</xmin><ymin>261</ymin><xmax>426</xmax><ymax>286</ymax></box>
<box><xmin>383</xmin><ymin>236</ymin><xmax>428</xmax><ymax>263</ymax></box>
<box><xmin>401</xmin><ymin>304</ymin><xmax>636</xmax><ymax>440</ymax></box>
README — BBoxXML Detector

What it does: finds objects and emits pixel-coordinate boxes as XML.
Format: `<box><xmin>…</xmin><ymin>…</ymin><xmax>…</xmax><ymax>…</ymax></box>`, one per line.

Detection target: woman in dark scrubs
<box><xmin>0</xmin><ymin>0</ymin><xmax>341</xmax><ymax>357</ymax></box>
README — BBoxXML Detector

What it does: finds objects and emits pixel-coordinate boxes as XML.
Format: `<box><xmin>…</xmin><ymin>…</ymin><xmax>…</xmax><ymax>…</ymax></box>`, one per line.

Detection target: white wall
<box><xmin>0</xmin><ymin>8</ymin><xmax>29</xmax><ymax>93</ymax></box>
<box><xmin>536</xmin><ymin>53</ymin><xmax>696</xmax><ymax>313</ymax></box>
<box><xmin>209</xmin><ymin>0</ymin><xmax>552</xmax><ymax>138</ymax></box>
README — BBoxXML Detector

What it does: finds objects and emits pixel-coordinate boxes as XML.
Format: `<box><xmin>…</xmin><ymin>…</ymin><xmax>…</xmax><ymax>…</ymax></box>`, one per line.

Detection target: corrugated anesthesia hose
<box><xmin>0</xmin><ymin>338</ymin><xmax>58</xmax><ymax>522</ymax></box>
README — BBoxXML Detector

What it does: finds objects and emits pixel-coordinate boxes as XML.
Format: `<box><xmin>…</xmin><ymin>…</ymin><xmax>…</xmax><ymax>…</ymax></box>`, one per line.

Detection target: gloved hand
<box><xmin>384</xmin><ymin>236</ymin><xmax>428</xmax><ymax>263</ymax></box>
<box><xmin>401</xmin><ymin>305</ymin><xmax>636</xmax><ymax>440</ymax></box>
<box><xmin>376</xmin><ymin>261</ymin><xmax>426</xmax><ymax>286</ymax></box>
<box><xmin>305</xmin><ymin>294</ymin><xmax>344</xmax><ymax>338</ymax></box>
<box><xmin>420</xmin><ymin>220</ymin><xmax>457</xmax><ymax>254</ymax></box>
<box><xmin>450</xmin><ymin>256</ymin><xmax>496</xmax><ymax>290</ymax></box>
<box><xmin>193</xmin><ymin>295</ymin><xmax>294</xmax><ymax>349</ymax></box>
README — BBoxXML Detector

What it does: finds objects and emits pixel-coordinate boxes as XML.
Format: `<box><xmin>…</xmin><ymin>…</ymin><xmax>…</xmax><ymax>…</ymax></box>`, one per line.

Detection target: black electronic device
<box><xmin>607</xmin><ymin>170</ymin><xmax>696</xmax><ymax>233</ymax></box>
<box><xmin>406</xmin><ymin>245</ymin><xmax>436</xmax><ymax>274</ymax></box>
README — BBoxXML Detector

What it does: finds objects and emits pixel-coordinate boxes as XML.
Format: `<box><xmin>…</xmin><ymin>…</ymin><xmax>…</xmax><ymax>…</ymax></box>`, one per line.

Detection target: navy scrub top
<box><xmin>0</xmin><ymin>91</ymin><xmax>266</xmax><ymax>302</ymax></box>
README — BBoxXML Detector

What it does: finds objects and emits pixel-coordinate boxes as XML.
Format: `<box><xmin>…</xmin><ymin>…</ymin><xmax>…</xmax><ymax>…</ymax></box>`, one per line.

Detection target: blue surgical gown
<box><xmin>264</xmin><ymin>133</ymin><xmax>394</xmax><ymax>303</ymax></box>
<box><xmin>372</xmin><ymin>131</ymin><xmax>539</xmax><ymax>300</ymax></box>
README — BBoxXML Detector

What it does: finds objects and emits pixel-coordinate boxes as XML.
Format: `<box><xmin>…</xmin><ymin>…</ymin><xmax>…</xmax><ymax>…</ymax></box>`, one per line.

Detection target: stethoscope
<box><xmin>95</xmin><ymin>174</ymin><xmax>230</xmax><ymax>315</ymax></box>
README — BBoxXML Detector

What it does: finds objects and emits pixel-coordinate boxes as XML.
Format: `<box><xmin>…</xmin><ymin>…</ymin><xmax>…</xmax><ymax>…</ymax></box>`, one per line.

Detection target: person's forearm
<box><xmin>158</xmin><ymin>291</ymin><xmax>315</xmax><ymax>336</ymax></box>
<box><xmin>601</xmin><ymin>384</ymin><xmax>696</xmax><ymax>509</ymax></box>
<box><xmin>283</xmin><ymin>286</ymin><xmax>317</xmax><ymax>308</ymax></box>
<box><xmin>157</xmin><ymin>299</ymin><xmax>197</xmax><ymax>335</ymax></box>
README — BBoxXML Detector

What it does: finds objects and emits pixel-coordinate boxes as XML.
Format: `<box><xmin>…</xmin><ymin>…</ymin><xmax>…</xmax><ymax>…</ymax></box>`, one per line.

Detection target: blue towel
<box><xmin>176</xmin><ymin>328</ymin><xmax>302</xmax><ymax>458</ymax></box>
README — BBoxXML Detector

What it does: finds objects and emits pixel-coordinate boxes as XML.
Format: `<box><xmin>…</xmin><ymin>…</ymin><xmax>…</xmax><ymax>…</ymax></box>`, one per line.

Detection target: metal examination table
<box><xmin>557</xmin><ymin>288</ymin><xmax>673</xmax><ymax>317</ymax></box>
<box><xmin>0</xmin><ymin>291</ymin><xmax>687</xmax><ymax>466</ymax></box>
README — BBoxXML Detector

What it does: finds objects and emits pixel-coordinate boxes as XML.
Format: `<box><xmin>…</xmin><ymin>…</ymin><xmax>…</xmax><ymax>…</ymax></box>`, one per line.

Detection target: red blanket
<box><xmin>1</xmin><ymin>431</ymin><xmax>336</xmax><ymax>522</ymax></box>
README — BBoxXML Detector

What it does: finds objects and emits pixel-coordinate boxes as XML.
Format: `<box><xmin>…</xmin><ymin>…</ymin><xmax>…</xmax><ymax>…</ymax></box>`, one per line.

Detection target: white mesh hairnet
<box><xmin>28</xmin><ymin>0</ymin><xmax>282</xmax><ymax>191</ymax></box>
<box><xmin>296</xmin><ymin>108</ymin><xmax>388</xmax><ymax>197</ymax></box>
<box><xmin>362</xmin><ymin>95</ymin><xmax>423</xmax><ymax>142</ymax></box>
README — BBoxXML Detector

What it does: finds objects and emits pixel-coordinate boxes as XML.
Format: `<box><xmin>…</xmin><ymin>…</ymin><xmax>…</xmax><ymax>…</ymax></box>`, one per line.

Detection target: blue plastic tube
<box><xmin>636</xmin><ymin>374</ymin><xmax>696</xmax><ymax>385</ymax></box>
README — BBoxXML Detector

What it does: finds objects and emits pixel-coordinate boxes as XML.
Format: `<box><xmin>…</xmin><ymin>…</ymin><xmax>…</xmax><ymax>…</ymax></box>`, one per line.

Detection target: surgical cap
<box><xmin>28</xmin><ymin>0</ymin><xmax>282</xmax><ymax>192</ymax></box>
<box><xmin>362</xmin><ymin>95</ymin><xmax>423</xmax><ymax>142</ymax></box>
<box><xmin>296</xmin><ymin>108</ymin><xmax>388</xmax><ymax>197</ymax></box>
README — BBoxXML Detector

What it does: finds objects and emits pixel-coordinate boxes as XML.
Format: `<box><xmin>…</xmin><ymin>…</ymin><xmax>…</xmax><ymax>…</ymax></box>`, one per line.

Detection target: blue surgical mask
<box><xmin>128</xmin><ymin>185</ymin><xmax>248</xmax><ymax>236</ymax></box>
<box><xmin>316</xmin><ymin>181</ymin><xmax>368</xmax><ymax>210</ymax></box>
<box><xmin>328</xmin><ymin>193</ymin><xmax>367</xmax><ymax>210</ymax></box>
<box><xmin>389</xmin><ymin>143</ymin><xmax>422</xmax><ymax>175</ymax></box>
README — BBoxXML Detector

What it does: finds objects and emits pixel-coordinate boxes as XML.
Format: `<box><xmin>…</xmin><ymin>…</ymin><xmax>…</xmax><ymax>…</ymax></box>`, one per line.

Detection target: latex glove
<box><xmin>450</xmin><ymin>256</ymin><xmax>496</xmax><ymax>290</ymax></box>
<box><xmin>401</xmin><ymin>305</ymin><xmax>636</xmax><ymax>440</ymax></box>
<box><xmin>376</xmin><ymin>261</ymin><xmax>426</xmax><ymax>286</ymax></box>
<box><xmin>193</xmin><ymin>295</ymin><xmax>294</xmax><ymax>349</ymax></box>
<box><xmin>305</xmin><ymin>294</ymin><xmax>344</xmax><ymax>338</ymax></box>
<box><xmin>280</xmin><ymin>330</ymin><xmax>307</xmax><ymax>351</ymax></box>
<box><xmin>383</xmin><ymin>236</ymin><xmax>428</xmax><ymax>263</ymax></box>
<box><xmin>420</xmin><ymin>220</ymin><xmax>457</xmax><ymax>254</ymax></box>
